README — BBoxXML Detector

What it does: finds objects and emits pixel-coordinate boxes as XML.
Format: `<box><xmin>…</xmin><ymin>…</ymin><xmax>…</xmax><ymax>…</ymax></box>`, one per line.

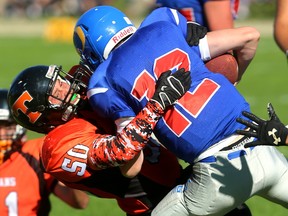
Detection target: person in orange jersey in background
<box><xmin>0</xmin><ymin>88</ymin><xmax>89</xmax><ymax>216</ymax></box>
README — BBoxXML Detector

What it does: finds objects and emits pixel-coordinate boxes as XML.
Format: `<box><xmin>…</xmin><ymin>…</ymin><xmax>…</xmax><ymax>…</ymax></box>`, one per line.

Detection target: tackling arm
<box><xmin>88</xmin><ymin>69</ymin><xmax>191</xmax><ymax>176</ymax></box>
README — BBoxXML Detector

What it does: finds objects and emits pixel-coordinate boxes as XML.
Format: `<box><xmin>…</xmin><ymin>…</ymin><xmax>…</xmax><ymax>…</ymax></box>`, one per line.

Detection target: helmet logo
<box><xmin>111</xmin><ymin>26</ymin><xmax>135</xmax><ymax>44</ymax></box>
<box><xmin>12</xmin><ymin>91</ymin><xmax>42</xmax><ymax>124</ymax></box>
<box><xmin>103</xmin><ymin>26</ymin><xmax>136</xmax><ymax>59</ymax></box>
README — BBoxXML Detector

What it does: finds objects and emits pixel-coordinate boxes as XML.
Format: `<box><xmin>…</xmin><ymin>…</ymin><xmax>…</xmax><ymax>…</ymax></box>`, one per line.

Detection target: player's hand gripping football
<box><xmin>186</xmin><ymin>22</ymin><xmax>207</xmax><ymax>46</ymax></box>
<box><xmin>236</xmin><ymin>103</ymin><xmax>288</xmax><ymax>147</ymax></box>
<box><xmin>151</xmin><ymin>68</ymin><xmax>191</xmax><ymax>110</ymax></box>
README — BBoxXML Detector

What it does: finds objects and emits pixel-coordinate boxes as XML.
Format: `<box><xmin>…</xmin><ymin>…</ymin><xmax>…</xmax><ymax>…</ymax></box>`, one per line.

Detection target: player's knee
<box><xmin>152</xmin><ymin>185</ymin><xmax>188</xmax><ymax>216</ymax></box>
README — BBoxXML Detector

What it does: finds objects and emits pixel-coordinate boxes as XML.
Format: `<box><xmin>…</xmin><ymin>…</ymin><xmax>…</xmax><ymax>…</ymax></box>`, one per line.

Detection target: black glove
<box><xmin>151</xmin><ymin>68</ymin><xmax>191</xmax><ymax>110</ymax></box>
<box><xmin>236</xmin><ymin>103</ymin><xmax>288</xmax><ymax>147</ymax></box>
<box><xmin>186</xmin><ymin>22</ymin><xmax>207</xmax><ymax>46</ymax></box>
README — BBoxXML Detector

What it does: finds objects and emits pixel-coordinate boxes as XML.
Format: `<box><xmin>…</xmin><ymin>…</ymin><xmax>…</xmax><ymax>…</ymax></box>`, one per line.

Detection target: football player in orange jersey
<box><xmin>8</xmin><ymin>65</ymin><xmax>192</xmax><ymax>216</ymax></box>
<box><xmin>0</xmin><ymin>88</ymin><xmax>89</xmax><ymax>216</ymax></box>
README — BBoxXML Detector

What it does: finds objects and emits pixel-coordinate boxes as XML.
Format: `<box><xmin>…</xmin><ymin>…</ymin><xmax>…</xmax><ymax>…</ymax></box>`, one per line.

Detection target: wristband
<box><xmin>199</xmin><ymin>35</ymin><xmax>211</xmax><ymax>61</ymax></box>
<box><xmin>187</xmin><ymin>21</ymin><xmax>201</xmax><ymax>26</ymax></box>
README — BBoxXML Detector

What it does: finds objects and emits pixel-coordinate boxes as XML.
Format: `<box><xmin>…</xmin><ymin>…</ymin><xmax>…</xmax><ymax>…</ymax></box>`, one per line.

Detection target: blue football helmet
<box><xmin>73</xmin><ymin>6</ymin><xmax>137</xmax><ymax>71</ymax></box>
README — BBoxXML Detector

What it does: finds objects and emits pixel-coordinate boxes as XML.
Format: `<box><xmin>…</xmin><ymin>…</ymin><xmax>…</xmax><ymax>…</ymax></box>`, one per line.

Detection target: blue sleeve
<box><xmin>88</xmin><ymin>69</ymin><xmax>136</xmax><ymax>120</ymax></box>
<box><xmin>88</xmin><ymin>88</ymin><xmax>136</xmax><ymax>120</ymax></box>
<box><xmin>140</xmin><ymin>7</ymin><xmax>188</xmax><ymax>38</ymax></box>
<box><xmin>156</xmin><ymin>0</ymin><xmax>208</xmax><ymax>8</ymax></box>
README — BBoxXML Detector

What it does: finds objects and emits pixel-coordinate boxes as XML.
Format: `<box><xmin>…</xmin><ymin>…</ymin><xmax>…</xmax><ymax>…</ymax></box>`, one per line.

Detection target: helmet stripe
<box><xmin>75</xmin><ymin>26</ymin><xmax>86</xmax><ymax>52</ymax></box>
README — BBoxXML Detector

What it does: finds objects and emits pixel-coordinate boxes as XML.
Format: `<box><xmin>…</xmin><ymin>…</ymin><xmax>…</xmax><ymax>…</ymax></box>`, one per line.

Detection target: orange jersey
<box><xmin>0</xmin><ymin>137</ymin><xmax>56</xmax><ymax>216</ymax></box>
<box><xmin>41</xmin><ymin>102</ymin><xmax>183</xmax><ymax>214</ymax></box>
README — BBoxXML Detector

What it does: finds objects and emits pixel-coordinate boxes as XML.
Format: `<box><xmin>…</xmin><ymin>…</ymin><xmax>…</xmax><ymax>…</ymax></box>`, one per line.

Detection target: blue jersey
<box><xmin>87</xmin><ymin>7</ymin><xmax>249</xmax><ymax>163</ymax></box>
<box><xmin>156</xmin><ymin>0</ymin><xmax>207</xmax><ymax>25</ymax></box>
<box><xmin>156</xmin><ymin>0</ymin><xmax>239</xmax><ymax>26</ymax></box>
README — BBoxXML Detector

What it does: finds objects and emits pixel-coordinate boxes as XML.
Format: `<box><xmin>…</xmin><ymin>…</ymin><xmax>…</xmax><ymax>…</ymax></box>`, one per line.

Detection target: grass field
<box><xmin>1</xmin><ymin>19</ymin><xmax>288</xmax><ymax>216</ymax></box>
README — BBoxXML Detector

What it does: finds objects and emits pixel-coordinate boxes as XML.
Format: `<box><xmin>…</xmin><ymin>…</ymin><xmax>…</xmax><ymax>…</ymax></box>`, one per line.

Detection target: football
<box><xmin>205</xmin><ymin>53</ymin><xmax>239</xmax><ymax>84</ymax></box>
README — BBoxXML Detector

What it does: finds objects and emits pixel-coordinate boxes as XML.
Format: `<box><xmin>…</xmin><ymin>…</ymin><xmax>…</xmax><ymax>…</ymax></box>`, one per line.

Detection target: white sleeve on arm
<box><xmin>199</xmin><ymin>35</ymin><xmax>211</xmax><ymax>61</ymax></box>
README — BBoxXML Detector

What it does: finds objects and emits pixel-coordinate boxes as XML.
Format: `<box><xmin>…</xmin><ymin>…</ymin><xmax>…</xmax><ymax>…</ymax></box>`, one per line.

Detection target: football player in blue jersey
<box><xmin>73</xmin><ymin>5</ymin><xmax>288</xmax><ymax>216</ymax></box>
<box><xmin>155</xmin><ymin>0</ymin><xmax>239</xmax><ymax>31</ymax></box>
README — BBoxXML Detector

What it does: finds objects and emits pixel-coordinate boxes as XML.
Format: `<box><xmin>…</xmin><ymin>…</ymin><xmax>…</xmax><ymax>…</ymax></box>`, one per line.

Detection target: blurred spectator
<box><xmin>274</xmin><ymin>0</ymin><xmax>288</xmax><ymax>56</ymax></box>
<box><xmin>2</xmin><ymin>0</ymin><xmax>99</xmax><ymax>18</ymax></box>
<box><xmin>238</xmin><ymin>0</ymin><xmax>252</xmax><ymax>20</ymax></box>
<box><xmin>0</xmin><ymin>0</ymin><xmax>153</xmax><ymax>19</ymax></box>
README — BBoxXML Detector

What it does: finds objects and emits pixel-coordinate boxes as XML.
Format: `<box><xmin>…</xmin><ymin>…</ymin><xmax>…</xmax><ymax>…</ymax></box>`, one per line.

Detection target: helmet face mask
<box><xmin>0</xmin><ymin>123</ymin><xmax>26</xmax><ymax>165</ymax></box>
<box><xmin>8</xmin><ymin>65</ymin><xmax>88</xmax><ymax>134</ymax></box>
<box><xmin>0</xmin><ymin>122</ymin><xmax>25</xmax><ymax>141</ymax></box>
<box><xmin>48</xmin><ymin>67</ymin><xmax>88</xmax><ymax>121</ymax></box>
<box><xmin>0</xmin><ymin>89</ymin><xmax>26</xmax><ymax>165</ymax></box>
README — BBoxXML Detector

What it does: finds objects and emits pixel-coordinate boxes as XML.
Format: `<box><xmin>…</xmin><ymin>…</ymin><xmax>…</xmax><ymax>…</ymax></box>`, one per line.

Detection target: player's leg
<box><xmin>183</xmin><ymin>151</ymin><xmax>254</xmax><ymax>215</ymax></box>
<box><xmin>151</xmin><ymin>184</ymin><xmax>189</xmax><ymax>216</ymax></box>
<box><xmin>152</xmin><ymin>153</ymin><xmax>253</xmax><ymax>216</ymax></box>
<box><xmin>256</xmin><ymin>146</ymin><xmax>288</xmax><ymax>207</ymax></box>
<box><xmin>172</xmin><ymin>164</ymin><xmax>252</xmax><ymax>216</ymax></box>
